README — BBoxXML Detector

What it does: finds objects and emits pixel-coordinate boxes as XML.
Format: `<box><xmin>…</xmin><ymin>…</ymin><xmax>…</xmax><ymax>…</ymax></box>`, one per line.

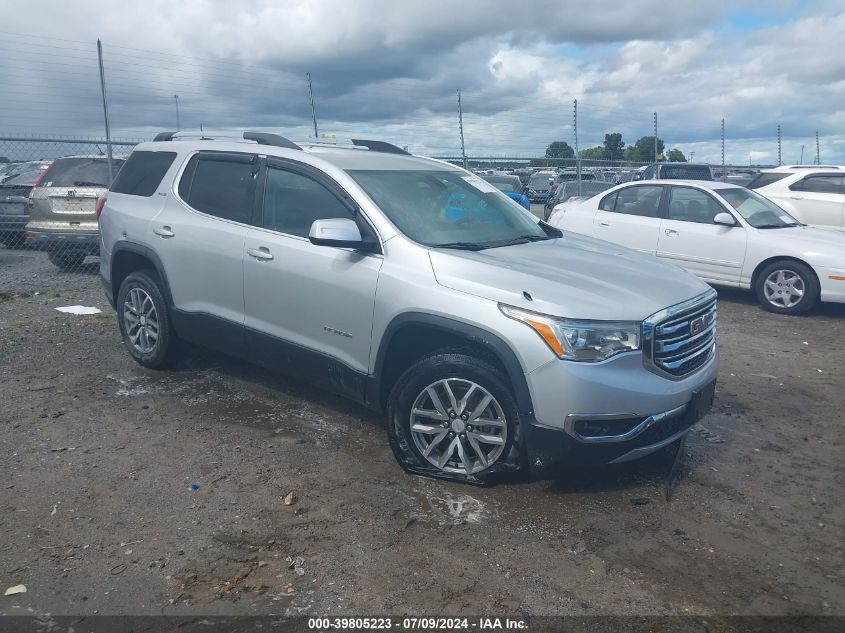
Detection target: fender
<box><xmin>368</xmin><ymin>312</ymin><xmax>534</xmax><ymax>417</ymax></box>
<box><xmin>108</xmin><ymin>241</ymin><xmax>175</xmax><ymax>308</ymax></box>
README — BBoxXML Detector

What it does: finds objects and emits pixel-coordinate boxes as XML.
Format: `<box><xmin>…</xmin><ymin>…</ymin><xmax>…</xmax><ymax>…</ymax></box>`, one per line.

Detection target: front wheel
<box><xmin>386</xmin><ymin>351</ymin><xmax>523</xmax><ymax>484</ymax></box>
<box><xmin>754</xmin><ymin>260</ymin><xmax>820</xmax><ymax>315</ymax></box>
<box><xmin>117</xmin><ymin>270</ymin><xmax>181</xmax><ymax>368</ymax></box>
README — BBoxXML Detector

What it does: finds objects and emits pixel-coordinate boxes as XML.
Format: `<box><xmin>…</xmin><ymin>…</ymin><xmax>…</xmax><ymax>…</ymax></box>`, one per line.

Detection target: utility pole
<box><xmin>721</xmin><ymin>118</ymin><xmax>726</xmax><ymax>182</ymax></box>
<box><xmin>306</xmin><ymin>73</ymin><xmax>319</xmax><ymax>139</ymax></box>
<box><xmin>457</xmin><ymin>89</ymin><xmax>467</xmax><ymax>169</ymax></box>
<box><xmin>574</xmin><ymin>99</ymin><xmax>581</xmax><ymax>196</ymax></box>
<box><xmin>800</xmin><ymin>145</ymin><xmax>805</xmax><ymax>164</ymax></box>
<box><xmin>815</xmin><ymin>131</ymin><xmax>820</xmax><ymax>165</ymax></box>
<box><xmin>777</xmin><ymin>124</ymin><xmax>782</xmax><ymax>166</ymax></box>
<box><xmin>653</xmin><ymin>111</ymin><xmax>658</xmax><ymax>164</ymax></box>
<box><xmin>174</xmin><ymin>94</ymin><xmax>180</xmax><ymax>130</ymax></box>
<box><xmin>96</xmin><ymin>39</ymin><xmax>114</xmax><ymax>186</ymax></box>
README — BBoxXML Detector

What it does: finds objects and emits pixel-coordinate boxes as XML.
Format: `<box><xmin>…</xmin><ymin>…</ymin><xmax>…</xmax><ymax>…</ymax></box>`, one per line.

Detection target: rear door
<box><xmin>592</xmin><ymin>184</ymin><xmax>664</xmax><ymax>254</ymax></box>
<box><xmin>657</xmin><ymin>186</ymin><xmax>747</xmax><ymax>283</ymax></box>
<box><xmin>787</xmin><ymin>174</ymin><xmax>844</xmax><ymax>230</ymax></box>
<box><xmin>242</xmin><ymin>158</ymin><xmax>382</xmax><ymax>389</ymax></box>
<box><xmin>151</xmin><ymin>151</ymin><xmax>258</xmax><ymax>354</ymax></box>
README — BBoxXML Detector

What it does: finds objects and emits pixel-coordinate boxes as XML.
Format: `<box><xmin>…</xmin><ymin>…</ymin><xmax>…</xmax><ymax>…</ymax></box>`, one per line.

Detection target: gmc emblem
<box><xmin>690</xmin><ymin>312</ymin><xmax>714</xmax><ymax>336</ymax></box>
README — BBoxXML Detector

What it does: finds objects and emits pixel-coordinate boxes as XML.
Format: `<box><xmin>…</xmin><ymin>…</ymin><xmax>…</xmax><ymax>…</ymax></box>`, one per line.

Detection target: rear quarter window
<box><xmin>110</xmin><ymin>151</ymin><xmax>177</xmax><ymax>196</ymax></box>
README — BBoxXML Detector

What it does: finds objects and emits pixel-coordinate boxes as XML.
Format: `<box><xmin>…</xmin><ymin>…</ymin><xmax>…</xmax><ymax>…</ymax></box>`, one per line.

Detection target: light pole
<box><xmin>174</xmin><ymin>94</ymin><xmax>180</xmax><ymax>131</ymax></box>
<box><xmin>800</xmin><ymin>145</ymin><xmax>805</xmax><ymax>164</ymax></box>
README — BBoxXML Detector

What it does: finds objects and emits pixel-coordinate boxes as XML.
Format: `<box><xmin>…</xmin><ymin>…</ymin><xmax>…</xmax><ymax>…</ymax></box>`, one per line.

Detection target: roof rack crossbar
<box><xmin>351</xmin><ymin>139</ymin><xmax>409</xmax><ymax>155</ymax></box>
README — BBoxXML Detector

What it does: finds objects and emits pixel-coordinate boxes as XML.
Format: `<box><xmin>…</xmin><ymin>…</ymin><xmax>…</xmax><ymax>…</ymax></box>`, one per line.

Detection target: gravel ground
<box><xmin>1</xmin><ymin>245</ymin><xmax>844</xmax><ymax>618</ymax></box>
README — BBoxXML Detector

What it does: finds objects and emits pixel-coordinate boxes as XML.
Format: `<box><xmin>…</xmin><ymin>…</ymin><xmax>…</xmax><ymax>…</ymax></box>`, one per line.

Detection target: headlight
<box><xmin>500</xmin><ymin>304</ymin><xmax>640</xmax><ymax>362</ymax></box>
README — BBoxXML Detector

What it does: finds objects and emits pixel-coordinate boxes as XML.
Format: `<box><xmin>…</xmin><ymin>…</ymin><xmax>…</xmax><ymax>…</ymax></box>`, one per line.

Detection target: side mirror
<box><xmin>713</xmin><ymin>212</ymin><xmax>737</xmax><ymax>227</ymax></box>
<box><xmin>309</xmin><ymin>218</ymin><xmax>368</xmax><ymax>249</ymax></box>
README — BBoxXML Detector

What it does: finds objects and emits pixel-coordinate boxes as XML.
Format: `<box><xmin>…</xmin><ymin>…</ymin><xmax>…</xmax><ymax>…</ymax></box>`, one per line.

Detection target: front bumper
<box><xmin>817</xmin><ymin>266</ymin><xmax>845</xmax><ymax>304</ymax></box>
<box><xmin>25</xmin><ymin>230</ymin><xmax>99</xmax><ymax>254</ymax></box>
<box><xmin>522</xmin><ymin>346</ymin><xmax>719</xmax><ymax>474</ymax></box>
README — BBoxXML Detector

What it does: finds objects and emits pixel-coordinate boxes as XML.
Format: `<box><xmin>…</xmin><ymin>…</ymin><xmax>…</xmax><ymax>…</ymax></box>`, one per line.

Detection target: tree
<box><xmin>580</xmin><ymin>146</ymin><xmax>605</xmax><ymax>160</ymax></box>
<box><xmin>667</xmin><ymin>148</ymin><xmax>687</xmax><ymax>162</ymax></box>
<box><xmin>602</xmin><ymin>132</ymin><xmax>625</xmax><ymax>161</ymax></box>
<box><xmin>545</xmin><ymin>141</ymin><xmax>575</xmax><ymax>159</ymax></box>
<box><xmin>632</xmin><ymin>136</ymin><xmax>665</xmax><ymax>162</ymax></box>
<box><xmin>624</xmin><ymin>146</ymin><xmax>641</xmax><ymax>162</ymax></box>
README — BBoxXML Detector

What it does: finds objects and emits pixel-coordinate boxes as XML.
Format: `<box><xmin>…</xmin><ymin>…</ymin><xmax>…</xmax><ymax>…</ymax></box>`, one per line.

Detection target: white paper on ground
<box><xmin>55</xmin><ymin>305</ymin><xmax>102</xmax><ymax>315</ymax></box>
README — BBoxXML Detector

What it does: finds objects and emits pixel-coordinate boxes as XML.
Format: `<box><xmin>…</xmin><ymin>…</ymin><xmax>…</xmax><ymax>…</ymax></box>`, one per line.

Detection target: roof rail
<box><xmin>782</xmin><ymin>164</ymin><xmax>842</xmax><ymax>169</ymax></box>
<box><xmin>151</xmin><ymin>130</ymin><xmax>301</xmax><ymax>150</ymax></box>
<box><xmin>243</xmin><ymin>131</ymin><xmax>301</xmax><ymax>150</ymax></box>
<box><xmin>351</xmin><ymin>139</ymin><xmax>409</xmax><ymax>155</ymax></box>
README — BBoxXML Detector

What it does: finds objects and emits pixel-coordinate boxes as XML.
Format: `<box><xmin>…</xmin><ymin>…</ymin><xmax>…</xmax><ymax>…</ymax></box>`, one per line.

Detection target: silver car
<box><xmin>98</xmin><ymin>131</ymin><xmax>719</xmax><ymax>484</ymax></box>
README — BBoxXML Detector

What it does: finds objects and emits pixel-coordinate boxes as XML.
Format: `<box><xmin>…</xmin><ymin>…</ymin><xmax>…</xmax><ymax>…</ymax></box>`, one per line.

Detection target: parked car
<box><xmin>527</xmin><ymin>170</ymin><xmax>556</xmax><ymax>203</ymax></box>
<box><xmin>635</xmin><ymin>163</ymin><xmax>714</xmax><ymax>181</ymax></box>
<box><xmin>98</xmin><ymin>131</ymin><xmax>718</xmax><ymax>484</ymax></box>
<box><xmin>549</xmin><ymin>180</ymin><xmax>845</xmax><ymax>315</ymax></box>
<box><xmin>25</xmin><ymin>155</ymin><xmax>124</xmax><ymax>269</ymax></box>
<box><xmin>747</xmin><ymin>165</ymin><xmax>844</xmax><ymax>232</ymax></box>
<box><xmin>481</xmin><ymin>173</ymin><xmax>530</xmax><ymax>209</ymax></box>
<box><xmin>0</xmin><ymin>161</ymin><xmax>51</xmax><ymax>247</ymax></box>
<box><xmin>543</xmin><ymin>180</ymin><xmax>614</xmax><ymax>220</ymax></box>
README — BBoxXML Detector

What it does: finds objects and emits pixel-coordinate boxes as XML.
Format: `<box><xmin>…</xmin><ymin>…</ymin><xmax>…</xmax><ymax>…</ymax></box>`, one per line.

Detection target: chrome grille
<box><xmin>644</xmin><ymin>291</ymin><xmax>717</xmax><ymax>379</ymax></box>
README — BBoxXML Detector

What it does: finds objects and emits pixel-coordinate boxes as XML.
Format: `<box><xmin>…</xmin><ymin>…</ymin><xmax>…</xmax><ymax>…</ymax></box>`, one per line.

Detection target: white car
<box><xmin>549</xmin><ymin>180</ymin><xmax>845</xmax><ymax>315</ymax></box>
<box><xmin>748</xmin><ymin>165</ymin><xmax>844</xmax><ymax>232</ymax></box>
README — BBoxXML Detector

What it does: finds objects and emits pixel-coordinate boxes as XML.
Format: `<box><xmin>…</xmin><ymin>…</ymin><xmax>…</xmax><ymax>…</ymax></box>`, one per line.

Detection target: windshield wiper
<box><xmin>481</xmin><ymin>234</ymin><xmax>553</xmax><ymax>248</ymax></box>
<box><xmin>755</xmin><ymin>223</ymin><xmax>801</xmax><ymax>229</ymax></box>
<box><xmin>73</xmin><ymin>181</ymin><xmax>107</xmax><ymax>187</ymax></box>
<box><xmin>432</xmin><ymin>241</ymin><xmax>486</xmax><ymax>251</ymax></box>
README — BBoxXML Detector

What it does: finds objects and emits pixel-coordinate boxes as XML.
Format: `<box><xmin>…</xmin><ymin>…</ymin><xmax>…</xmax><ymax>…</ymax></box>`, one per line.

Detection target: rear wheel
<box><xmin>117</xmin><ymin>270</ymin><xmax>181</xmax><ymax>368</ymax></box>
<box><xmin>48</xmin><ymin>250</ymin><xmax>86</xmax><ymax>270</ymax></box>
<box><xmin>754</xmin><ymin>260</ymin><xmax>819</xmax><ymax>315</ymax></box>
<box><xmin>387</xmin><ymin>351</ymin><xmax>523</xmax><ymax>484</ymax></box>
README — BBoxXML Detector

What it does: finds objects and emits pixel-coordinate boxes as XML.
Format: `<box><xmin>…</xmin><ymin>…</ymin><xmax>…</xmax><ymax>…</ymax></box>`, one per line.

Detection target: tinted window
<box><xmin>790</xmin><ymin>175</ymin><xmax>843</xmax><ymax>194</ymax></box>
<box><xmin>598</xmin><ymin>191</ymin><xmax>617</xmax><ymax>211</ymax></box>
<box><xmin>110</xmin><ymin>151</ymin><xmax>177</xmax><ymax>196</ymax></box>
<box><xmin>612</xmin><ymin>186</ymin><xmax>662</xmax><ymax>217</ymax></box>
<box><xmin>183</xmin><ymin>154</ymin><xmax>256</xmax><ymax>223</ymax></box>
<box><xmin>667</xmin><ymin>187</ymin><xmax>725</xmax><ymax>224</ymax></box>
<box><xmin>658</xmin><ymin>164</ymin><xmax>713</xmax><ymax>180</ymax></box>
<box><xmin>262</xmin><ymin>167</ymin><xmax>350</xmax><ymax>237</ymax></box>
<box><xmin>746</xmin><ymin>172</ymin><xmax>789</xmax><ymax>189</ymax></box>
<box><xmin>41</xmin><ymin>157</ymin><xmax>124</xmax><ymax>188</ymax></box>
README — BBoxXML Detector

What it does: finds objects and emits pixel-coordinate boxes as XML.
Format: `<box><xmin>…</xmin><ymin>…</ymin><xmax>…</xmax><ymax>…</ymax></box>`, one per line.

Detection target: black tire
<box><xmin>48</xmin><ymin>250</ymin><xmax>86</xmax><ymax>271</ymax></box>
<box><xmin>754</xmin><ymin>260</ymin><xmax>820</xmax><ymax>315</ymax></box>
<box><xmin>116</xmin><ymin>269</ymin><xmax>181</xmax><ymax>369</ymax></box>
<box><xmin>386</xmin><ymin>350</ymin><xmax>524</xmax><ymax>485</ymax></box>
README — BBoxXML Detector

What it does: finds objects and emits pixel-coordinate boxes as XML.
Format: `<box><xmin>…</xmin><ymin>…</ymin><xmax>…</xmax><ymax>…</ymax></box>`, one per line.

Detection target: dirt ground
<box><xmin>1</xmin><ymin>246</ymin><xmax>843</xmax><ymax>618</ymax></box>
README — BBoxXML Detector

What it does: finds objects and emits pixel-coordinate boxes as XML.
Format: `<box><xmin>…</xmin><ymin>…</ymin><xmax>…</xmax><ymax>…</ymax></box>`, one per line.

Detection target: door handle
<box><xmin>598</xmin><ymin>220</ymin><xmax>610</xmax><ymax>227</ymax></box>
<box><xmin>153</xmin><ymin>226</ymin><xmax>174</xmax><ymax>238</ymax></box>
<box><xmin>247</xmin><ymin>246</ymin><xmax>274</xmax><ymax>261</ymax></box>
<box><xmin>665</xmin><ymin>229</ymin><xmax>679</xmax><ymax>237</ymax></box>
<box><xmin>789</xmin><ymin>195</ymin><xmax>803</xmax><ymax>200</ymax></box>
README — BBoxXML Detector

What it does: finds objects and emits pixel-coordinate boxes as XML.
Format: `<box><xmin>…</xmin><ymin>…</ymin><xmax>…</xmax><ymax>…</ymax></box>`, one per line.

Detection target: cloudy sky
<box><xmin>1</xmin><ymin>0</ymin><xmax>844</xmax><ymax>164</ymax></box>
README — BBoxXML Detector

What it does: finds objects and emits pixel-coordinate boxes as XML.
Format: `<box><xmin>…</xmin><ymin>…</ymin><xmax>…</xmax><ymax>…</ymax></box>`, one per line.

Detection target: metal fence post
<box><xmin>574</xmin><ymin>99</ymin><xmax>581</xmax><ymax>197</ymax></box>
<box><xmin>96</xmin><ymin>39</ymin><xmax>114</xmax><ymax>185</ymax></box>
<box><xmin>457</xmin><ymin>89</ymin><xmax>467</xmax><ymax>170</ymax></box>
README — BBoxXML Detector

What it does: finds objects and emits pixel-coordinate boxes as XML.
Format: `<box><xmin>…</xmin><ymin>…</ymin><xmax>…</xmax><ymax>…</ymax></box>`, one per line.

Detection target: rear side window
<box><xmin>790</xmin><ymin>175</ymin><xmax>843</xmax><ymax>194</ymax></box>
<box><xmin>110</xmin><ymin>151</ymin><xmax>176</xmax><ymax>196</ymax></box>
<box><xmin>262</xmin><ymin>167</ymin><xmax>350</xmax><ymax>237</ymax></box>
<box><xmin>612</xmin><ymin>185</ymin><xmax>663</xmax><ymax>217</ymax></box>
<box><xmin>41</xmin><ymin>157</ymin><xmax>124</xmax><ymax>188</ymax></box>
<box><xmin>179</xmin><ymin>153</ymin><xmax>257</xmax><ymax>224</ymax></box>
<box><xmin>746</xmin><ymin>172</ymin><xmax>789</xmax><ymax>189</ymax></box>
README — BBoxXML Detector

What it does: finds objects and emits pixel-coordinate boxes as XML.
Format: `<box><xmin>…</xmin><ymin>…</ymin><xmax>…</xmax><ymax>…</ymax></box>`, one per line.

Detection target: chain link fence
<box><xmin>0</xmin><ymin>137</ymin><xmax>138</xmax><ymax>291</ymax></box>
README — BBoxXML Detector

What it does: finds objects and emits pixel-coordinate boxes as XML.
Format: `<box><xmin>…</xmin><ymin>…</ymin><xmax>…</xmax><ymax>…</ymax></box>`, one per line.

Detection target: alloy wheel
<box><xmin>123</xmin><ymin>287</ymin><xmax>159</xmax><ymax>353</ymax></box>
<box><xmin>409</xmin><ymin>378</ymin><xmax>508</xmax><ymax>475</ymax></box>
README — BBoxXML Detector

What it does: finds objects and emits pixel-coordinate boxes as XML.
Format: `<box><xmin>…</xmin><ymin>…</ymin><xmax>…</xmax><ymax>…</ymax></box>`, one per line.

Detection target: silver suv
<box><xmin>99</xmin><ymin>131</ymin><xmax>719</xmax><ymax>484</ymax></box>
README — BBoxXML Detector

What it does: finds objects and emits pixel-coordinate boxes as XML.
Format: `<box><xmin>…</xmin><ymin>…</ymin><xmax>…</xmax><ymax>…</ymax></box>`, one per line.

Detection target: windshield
<box><xmin>347</xmin><ymin>169</ymin><xmax>550</xmax><ymax>249</ymax></box>
<box><xmin>529</xmin><ymin>173</ymin><xmax>554</xmax><ymax>187</ymax></box>
<box><xmin>719</xmin><ymin>187</ymin><xmax>801</xmax><ymax>228</ymax></box>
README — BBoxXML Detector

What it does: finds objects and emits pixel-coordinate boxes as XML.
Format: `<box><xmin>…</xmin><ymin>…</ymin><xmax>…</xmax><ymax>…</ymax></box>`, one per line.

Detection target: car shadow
<box><xmin>714</xmin><ymin>285</ymin><xmax>845</xmax><ymax>318</ymax></box>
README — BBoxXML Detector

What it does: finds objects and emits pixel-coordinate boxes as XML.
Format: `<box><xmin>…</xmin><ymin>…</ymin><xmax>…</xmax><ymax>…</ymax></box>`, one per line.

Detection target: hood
<box><xmin>769</xmin><ymin>225</ymin><xmax>845</xmax><ymax>248</ymax></box>
<box><xmin>765</xmin><ymin>226</ymin><xmax>845</xmax><ymax>267</ymax></box>
<box><xmin>429</xmin><ymin>233</ymin><xmax>711</xmax><ymax>321</ymax></box>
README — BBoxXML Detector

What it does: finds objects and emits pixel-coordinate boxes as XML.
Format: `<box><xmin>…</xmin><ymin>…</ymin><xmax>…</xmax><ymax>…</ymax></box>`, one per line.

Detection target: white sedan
<box><xmin>548</xmin><ymin>180</ymin><xmax>845</xmax><ymax>315</ymax></box>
